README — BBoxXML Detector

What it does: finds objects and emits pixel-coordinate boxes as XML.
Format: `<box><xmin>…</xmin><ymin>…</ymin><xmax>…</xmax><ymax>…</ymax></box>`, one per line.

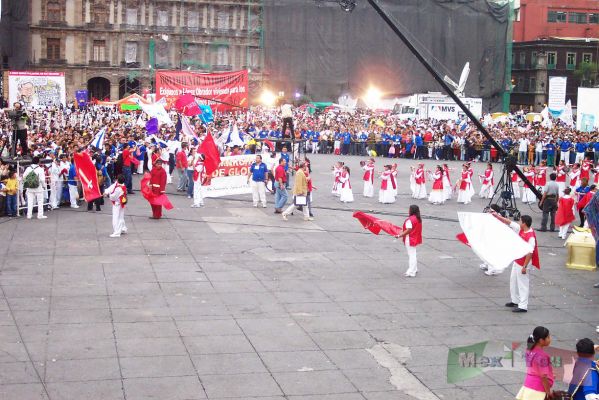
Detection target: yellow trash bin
<box><xmin>565</xmin><ymin>232</ymin><xmax>597</xmax><ymax>271</ymax></box>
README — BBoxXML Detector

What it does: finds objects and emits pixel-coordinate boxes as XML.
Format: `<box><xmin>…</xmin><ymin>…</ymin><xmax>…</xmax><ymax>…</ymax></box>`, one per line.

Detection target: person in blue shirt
<box><xmin>359</xmin><ymin>132</ymin><xmax>369</xmax><ymax>156</ymax></box>
<box><xmin>568</xmin><ymin>338</ymin><xmax>599</xmax><ymax>400</ymax></box>
<box><xmin>259</xmin><ymin>129</ymin><xmax>268</xmax><ymax>139</ymax></box>
<box><xmin>575</xmin><ymin>141</ymin><xmax>588</xmax><ymax>164</ymax></box>
<box><xmin>67</xmin><ymin>158</ymin><xmax>79</xmax><ymax>209</ymax></box>
<box><xmin>414</xmin><ymin>134</ymin><xmax>424</xmax><ymax>160</ymax></box>
<box><xmin>545</xmin><ymin>141</ymin><xmax>556</xmax><ymax>167</ymax></box>
<box><xmin>247</xmin><ymin>154</ymin><xmax>268</xmax><ymax>208</ymax></box>
<box><xmin>311</xmin><ymin>131</ymin><xmax>320</xmax><ymax>154</ymax></box>
<box><xmin>560</xmin><ymin>139</ymin><xmax>572</xmax><ymax>164</ymax></box>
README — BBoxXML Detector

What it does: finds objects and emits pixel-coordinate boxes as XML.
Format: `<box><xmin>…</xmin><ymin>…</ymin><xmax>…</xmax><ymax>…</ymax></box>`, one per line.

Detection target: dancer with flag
<box><xmin>141</xmin><ymin>159</ymin><xmax>172</xmax><ymax>219</ymax></box>
<box><xmin>398</xmin><ymin>205</ymin><xmax>423</xmax><ymax>277</ymax></box>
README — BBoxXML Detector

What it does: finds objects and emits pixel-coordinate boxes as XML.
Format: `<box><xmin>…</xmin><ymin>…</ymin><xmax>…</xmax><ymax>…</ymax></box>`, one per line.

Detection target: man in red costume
<box><xmin>149</xmin><ymin>159</ymin><xmax>167</xmax><ymax>219</ymax></box>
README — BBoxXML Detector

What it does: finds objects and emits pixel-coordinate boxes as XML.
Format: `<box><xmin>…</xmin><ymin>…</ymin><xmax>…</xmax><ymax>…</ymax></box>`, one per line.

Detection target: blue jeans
<box><xmin>186</xmin><ymin>170</ymin><xmax>194</xmax><ymax>197</ymax></box>
<box><xmin>6</xmin><ymin>194</ymin><xmax>17</xmax><ymax>216</ymax></box>
<box><xmin>123</xmin><ymin>166</ymin><xmax>132</xmax><ymax>193</ymax></box>
<box><xmin>275</xmin><ymin>186</ymin><xmax>288</xmax><ymax>209</ymax></box>
<box><xmin>518</xmin><ymin>151</ymin><xmax>527</xmax><ymax>165</ymax></box>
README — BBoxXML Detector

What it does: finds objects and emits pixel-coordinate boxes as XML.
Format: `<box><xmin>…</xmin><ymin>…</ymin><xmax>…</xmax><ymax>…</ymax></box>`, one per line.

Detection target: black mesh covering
<box><xmin>264</xmin><ymin>0</ymin><xmax>510</xmax><ymax>111</ymax></box>
<box><xmin>0</xmin><ymin>0</ymin><xmax>30</xmax><ymax>70</ymax></box>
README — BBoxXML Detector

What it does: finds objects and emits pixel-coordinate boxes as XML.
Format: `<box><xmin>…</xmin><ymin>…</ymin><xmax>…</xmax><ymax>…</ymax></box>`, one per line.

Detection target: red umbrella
<box><xmin>353</xmin><ymin>211</ymin><xmax>403</xmax><ymax>237</ymax></box>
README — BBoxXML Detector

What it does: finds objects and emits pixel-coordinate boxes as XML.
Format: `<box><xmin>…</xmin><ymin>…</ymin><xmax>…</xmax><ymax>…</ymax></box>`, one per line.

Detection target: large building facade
<box><xmin>23</xmin><ymin>0</ymin><xmax>263</xmax><ymax>102</ymax></box>
<box><xmin>514</xmin><ymin>0</ymin><xmax>599</xmax><ymax>42</ymax></box>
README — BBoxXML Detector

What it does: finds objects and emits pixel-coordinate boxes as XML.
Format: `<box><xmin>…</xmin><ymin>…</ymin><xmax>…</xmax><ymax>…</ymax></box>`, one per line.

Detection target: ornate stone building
<box><xmin>26</xmin><ymin>0</ymin><xmax>263</xmax><ymax>101</ymax></box>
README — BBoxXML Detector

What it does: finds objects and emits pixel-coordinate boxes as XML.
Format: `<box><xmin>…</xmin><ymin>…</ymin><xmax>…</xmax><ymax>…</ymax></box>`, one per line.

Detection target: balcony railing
<box><xmin>212</xmin><ymin>64</ymin><xmax>232</xmax><ymax>71</ymax></box>
<box><xmin>37</xmin><ymin>20</ymin><xmax>67</xmax><ymax>27</ymax></box>
<box><xmin>120</xmin><ymin>61</ymin><xmax>141</xmax><ymax>68</ymax></box>
<box><xmin>547</xmin><ymin>63</ymin><xmax>557</xmax><ymax>70</ymax></box>
<box><xmin>88</xmin><ymin>60</ymin><xmax>111</xmax><ymax>67</ymax></box>
<box><xmin>38</xmin><ymin>58</ymin><xmax>67</xmax><ymax>65</ymax></box>
<box><xmin>567</xmin><ymin>63</ymin><xmax>576</xmax><ymax>71</ymax></box>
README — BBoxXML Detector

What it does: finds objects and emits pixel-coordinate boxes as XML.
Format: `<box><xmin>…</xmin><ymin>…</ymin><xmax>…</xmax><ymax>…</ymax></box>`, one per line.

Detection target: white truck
<box><xmin>393</xmin><ymin>92</ymin><xmax>483</xmax><ymax>121</ymax></box>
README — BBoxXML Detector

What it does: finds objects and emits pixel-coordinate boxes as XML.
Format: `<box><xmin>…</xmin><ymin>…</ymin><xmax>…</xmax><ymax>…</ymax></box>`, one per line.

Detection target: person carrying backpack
<box><xmin>22</xmin><ymin>156</ymin><xmax>47</xmax><ymax>219</ymax></box>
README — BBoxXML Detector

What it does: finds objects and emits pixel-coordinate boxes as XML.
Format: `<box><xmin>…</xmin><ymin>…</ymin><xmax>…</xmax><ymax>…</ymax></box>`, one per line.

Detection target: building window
<box><xmin>216</xmin><ymin>46</ymin><xmax>229</xmax><ymax>65</ymax></box>
<box><xmin>547</xmin><ymin>52</ymin><xmax>557</xmax><ymax>69</ymax></box>
<box><xmin>567</xmin><ymin>52</ymin><xmax>576</xmax><ymax>70</ymax></box>
<box><xmin>157</xmin><ymin>10</ymin><xmax>169</xmax><ymax>26</ymax></box>
<box><xmin>47</xmin><ymin>0</ymin><xmax>62</xmax><ymax>22</ymax></box>
<box><xmin>531</xmin><ymin>51</ymin><xmax>537</xmax><ymax>67</ymax></box>
<box><xmin>93</xmin><ymin>40</ymin><xmax>106</xmax><ymax>62</ymax></box>
<box><xmin>126</xmin><ymin>8</ymin><xmax>137</xmax><ymax>25</ymax></box>
<box><xmin>569</xmin><ymin>12</ymin><xmax>588</xmax><ymax>24</ymax></box>
<box><xmin>47</xmin><ymin>38</ymin><xmax>60</xmax><ymax>60</ymax></box>
<box><xmin>125</xmin><ymin>42</ymin><xmax>138</xmax><ymax>64</ymax></box>
<box><xmin>590</xmin><ymin>14</ymin><xmax>599</xmax><ymax>24</ymax></box>
<box><xmin>547</xmin><ymin>11</ymin><xmax>566</xmax><ymax>23</ymax></box>
<box><xmin>188</xmin><ymin>11</ymin><xmax>200</xmax><ymax>29</ymax></box>
<box><xmin>583</xmin><ymin>53</ymin><xmax>592</xmax><ymax>64</ymax></box>
<box><xmin>529</xmin><ymin>77</ymin><xmax>536</xmax><ymax>92</ymax></box>
<box><xmin>94</xmin><ymin>6</ymin><xmax>108</xmax><ymax>25</ymax></box>
<box><xmin>519</xmin><ymin>52</ymin><xmax>526</xmax><ymax>68</ymax></box>
<box><xmin>217</xmin><ymin>10</ymin><xmax>230</xmax><ymax>30</ymax></box>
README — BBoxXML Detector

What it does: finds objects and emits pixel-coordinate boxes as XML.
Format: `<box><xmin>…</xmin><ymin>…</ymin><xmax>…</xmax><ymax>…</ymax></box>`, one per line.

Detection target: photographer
<box><xmin>3</xmin><ymin>102</ymin><xmax>30</xmax><ymax>156</ymax></box>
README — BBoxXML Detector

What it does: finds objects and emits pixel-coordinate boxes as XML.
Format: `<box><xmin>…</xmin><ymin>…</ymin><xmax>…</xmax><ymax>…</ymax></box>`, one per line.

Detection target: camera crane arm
<box><xmin>363</xmin><ymin>0</ymin><xmax>541</xmax><ymax>201</ymax></box>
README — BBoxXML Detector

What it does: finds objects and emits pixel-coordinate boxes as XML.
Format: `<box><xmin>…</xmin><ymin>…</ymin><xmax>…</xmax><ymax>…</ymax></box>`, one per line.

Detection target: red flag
<box><xmin>73</xmin><ymin>152</ymin><xmax>101</xmax><ymax>202</ymax></box>
<box><xmin>140</xmin><ymin>173</ymin><xmax>174</xmax><ymax>210</ymax></box>
<box><xmin>198</xmin><ymin>133</ymin><xmax>221</xmax><ymax>176</ymax></box>
<box><xmin>263</xmin><ymin>139</ymin><xmax>274</xmax><ymax>151</ymax></box>
<box><xmin>175</xmin><ymin>94</ymin><xmax>201</xmax><ymax>116</ymax></box>
<box><xmin>456</xmin><ymin>233</ymin><xmax>470</xmax><ymax>247</ymax></box>
<box><xmin>353</xmin><ymin>211</ymin><xmax>402</xmax><ymax>237</ymax></box>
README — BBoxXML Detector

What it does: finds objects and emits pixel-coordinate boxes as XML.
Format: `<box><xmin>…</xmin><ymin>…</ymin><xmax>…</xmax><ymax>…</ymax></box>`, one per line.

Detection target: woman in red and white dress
<box><xmin>569</xmin><ymin>163</ymin><xmax>581</xmax><ymax>192</ymax></box>
<box><xmin>361</xmin><ymin>158</ymin><xmax>375</xmax><ymax>198</ymax></box>
<box><xmin>535</xmin><ymin>161</ymin><xmax>547</xmax><ymax>194</ymax></box>
<box><xmin>338</xmin><ymin>166</ymin><xmax>354</xmax><ymax>203</ymax></box>
<box><xmin>478</xmin><ymin>163</ymin><xmax>494</xmax><ymax>199</ymax></box>
<box><xmin>521</xmin><ymin>166</ymin><xmax>537</xmax><ymax>204</ymax></box>
<box><xmin>511</xmin><ymin>170</ymin><xmax>521</xmax><ymax>199</ymax></box>
<box><xmin>391</xmin><ymin>163</ymin><xmax>399</xmax><ymax>197</ymax></box>
<box><xmin>428</xmin><ymin>165</ymin><xmax>445</xmax><ymax>205</ymax></box>
<box><xmin>442</xmin><ymin>164</ymin><xmax>452</xmax><ymax>201</ymax></box>
<box><xmin>331</xmin><ymin>162</ymin><xmax>343</xmax><ymax>197</ymax></box>
<box><xmin>379</xmin><ymin>165</ymin><xmax>396</xmax><ymax>204</ymax></box>
<box><xmin>411</xmin><ymin>163</ymin><xmax>427</xmax><ymax>199</ymax></box>
<box><xmin>456</xmin><ymin>164</ymin><xmax>474</xmax><ymax>204</ymax></box>
<box><xmin>397</xmin><ymin>204</ymin><xmax>423</xmax><ymax>278</ymax></box>
<box><xmin>555</xmin><ymin>160</ymin><xmax>567</xmax><ymax>195</ymax></box>
<box><xmin>555</xmin><ymin>187</ymin><xmax>576</xmax><ymax>239</ymax></box>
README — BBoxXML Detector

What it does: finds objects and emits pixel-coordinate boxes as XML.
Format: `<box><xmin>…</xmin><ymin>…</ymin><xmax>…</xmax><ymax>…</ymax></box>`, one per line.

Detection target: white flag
<box><xmin>90</xmin><ymin>127</ymin><xmax>106</xmax><ymax>149</ymax></box>
<box><xmin>133</xmin><ymin>98</ymin><xmax>173</xmax><ymax>126</ymax></box>
<box><xmin>540</xmin><ymin>106</ymin><xmax>553</xmax><ymax>129</ymax></box>
<box><xmin>559</xmin><ymin>100</ymin><xmax>574</xmax><ymax>127</ymax></box>
<box><xmin>226</xmin><ymin>124</ymin><xmax>245</xmax><ymax>147</ymax></box>
<box><xmin>181</xmin><ymin>116</ymin><xmax>197</xmax><ymax>139</ymax></box>
<box><xmin>458</xmin><ymin>212</ymin><xmax>534</xmax><ymax>273</ymax></box>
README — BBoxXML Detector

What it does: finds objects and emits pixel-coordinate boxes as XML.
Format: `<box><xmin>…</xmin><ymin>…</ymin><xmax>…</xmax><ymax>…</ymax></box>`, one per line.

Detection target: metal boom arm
<box><xmin>364</xmin><ymin>0</ymin><xmax>541</xmax><ymax>200</ymax></box>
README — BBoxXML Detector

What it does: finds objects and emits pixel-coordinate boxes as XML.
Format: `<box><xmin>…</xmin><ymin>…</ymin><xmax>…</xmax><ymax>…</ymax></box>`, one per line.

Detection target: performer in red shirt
<box><xmin>149</xmin><ymin>159</ymin><xmax>167</xmax><ymax>219</ymax></box>
<box><xmin>397</xmin><ymin>205</ymin><xmax>423</xmax><ymax>277</ymax></box>
<box><xmin>555</xmin><ymin>187</ymin><xmax>575</xmax><ymax>239</ymax></box>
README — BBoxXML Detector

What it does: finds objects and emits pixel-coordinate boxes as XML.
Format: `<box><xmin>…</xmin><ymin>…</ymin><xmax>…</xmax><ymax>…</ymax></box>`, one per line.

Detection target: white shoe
<box><xmin>70</xmin><ymin>205</ymin><xmax>79</xmax><ymax>209</ymax></box>
<box><xmin>262</xmin><ymin>204</ymin><xmax>267</xmax><ymax>208</ymax></box>
<box><xmin>191</xmin><ymin>204</ymin><xmax>198</xmax><ymax>208</ymax></box>
<box><xmin>253</xmin><ymin>204</ymin><xmax>258</xmax><ymax>207</ymax></box>
<box><xmin>109</xmin><ymin>233</ymin><xmax>121</xmax><ymax>238</ymax></box>
<box><xmin>37</xmin><ymin>216</ymin><xmax>48</xmax><ymax>219</ymax></box>
<box><xmin>304</xmin><ymin>217</ymin><xmax>314</xmax><ymax>221</ymax></box>
<box><xmin>484</xmin><ymin>269</ymin><xmax>500</xmax><ymax>276</ymax></box>
<box><xmin>121</xmin><ymin>229</ymin><xmax>128</xmax><ymax>234</ymax></box>
<box><xmin>479</xmin><ymin>263</ymin><xmax>489</xmax><ymax>271</ymax></box>
<box><xmin>27</xmin><ymin>216</ymin><xmax>32</xmax><ymax>220</ymax></box>
<box><xmin>282</xmin><ymin>214</ymin><xmax>288</xmax><ymax>221</ymax></box>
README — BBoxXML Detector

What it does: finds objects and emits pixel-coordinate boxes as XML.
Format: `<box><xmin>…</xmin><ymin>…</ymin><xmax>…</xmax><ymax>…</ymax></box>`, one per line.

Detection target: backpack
<box><xmin>23</xmin><ymin>167</ymin><xmax>40</xmax><ymax>189</ymax></box>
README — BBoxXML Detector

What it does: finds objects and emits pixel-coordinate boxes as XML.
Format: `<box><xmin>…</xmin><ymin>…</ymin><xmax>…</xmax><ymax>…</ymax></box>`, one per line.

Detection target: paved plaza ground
<box><xmin>0</xmin><ymin>153</ymin><xmax>597</xmax><ymax>400</ymax></box>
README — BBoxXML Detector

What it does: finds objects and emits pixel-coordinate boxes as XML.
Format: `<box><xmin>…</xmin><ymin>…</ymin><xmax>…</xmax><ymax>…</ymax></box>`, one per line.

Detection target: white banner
<box><xmin>548</xmin><ymin>76</ymin><xmax>567</xmax><ymax>111</ymax></box>
<box><xmin>427</xmin><ymin>103</ymin><xmax>459</xmax><ymax>120</ymax></box>
<box><xmin>8</xmin><ymin>71</ymin><xmax>66</xmax><ymax>108</ymax></box>
<box><xmin>577</xmin><ymin>87</ymin><xmax>599</xmax><ymax>132</ymax></box>
<box><xmin>203</xmin><ymin>155</ymin><xmax>255</xmax><ymax>198</ymax></box>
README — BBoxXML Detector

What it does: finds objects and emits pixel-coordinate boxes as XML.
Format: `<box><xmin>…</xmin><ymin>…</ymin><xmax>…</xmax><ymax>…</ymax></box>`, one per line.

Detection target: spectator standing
<box><xmin>22</xmin><ymin>156</ymin><xmax>48</xmax><ymax>219</ymax></box>
<box><xmin>274</xmin><ymin>158</ymin><xmax>287</xmax><ymax>213</ymax></box>
<box><xmin>247</xmin><ymin>155</ymin><xmax>268</xmax><ymax>208</ymax></box>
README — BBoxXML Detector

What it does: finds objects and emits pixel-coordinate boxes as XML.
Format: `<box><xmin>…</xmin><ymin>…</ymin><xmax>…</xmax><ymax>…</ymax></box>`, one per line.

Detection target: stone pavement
<box><xmin>0</xmin><ymin>154</ymin><xmax>597</xmax><ymax>400</ymax></box>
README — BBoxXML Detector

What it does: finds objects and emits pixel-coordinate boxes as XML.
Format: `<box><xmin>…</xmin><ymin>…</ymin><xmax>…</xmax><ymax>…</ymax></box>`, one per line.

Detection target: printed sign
<box><xmin>203</xmin><ymin>155</ymin><xmax>255</xmax><ymax>198</ymax></box>
<box><xmin>8</xmin><ymin>71</ymin><xmax>66</xmax><ymax>108</ymax></box>
<box><xmin>155</xmin><ymin>70</ymin><xmax>248</xmax><ymax>112</ymax></box>
<box><xmin>548</xmin><ymin>76</ymin><xmax>567</xmax><ymax>111</ymax></box>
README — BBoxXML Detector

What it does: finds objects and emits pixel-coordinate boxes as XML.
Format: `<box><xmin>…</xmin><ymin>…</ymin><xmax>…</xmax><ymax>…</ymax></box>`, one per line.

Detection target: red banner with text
<box><xmin>155</xmin><ymin>70</ymin><xmax>248</xmax><ymax>112</ymax></box>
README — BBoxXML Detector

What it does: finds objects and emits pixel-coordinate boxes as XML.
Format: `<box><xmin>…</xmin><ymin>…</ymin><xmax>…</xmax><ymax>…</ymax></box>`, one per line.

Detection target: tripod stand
<box><xmin>484</xmin><ymin>156</ymin><xmax>521</xmax><ymax>221</ymax></box>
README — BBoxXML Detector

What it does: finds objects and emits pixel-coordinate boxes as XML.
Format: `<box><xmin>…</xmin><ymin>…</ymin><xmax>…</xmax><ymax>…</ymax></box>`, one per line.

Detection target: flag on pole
<box><xmin>181</xmin><ymin>116</ymin><xmax>198</xmax><ymax>140</ymax></box>
<box><xmin>73</xmin><ymin>152</ymin><xmax>101</xmax><ymax>202</ymax></box>
<box><xmin>559</xmin><ymin>100</ymin><xmax>574</xmax><ymax>127</ymax></box>
<box><xmin>353</xmin><ymin>211</ymin><xmax>403</xmax><ymax>237</ymax></box>
<box><xmin>146</xmin><ymin>118</ymin><xmax>159</xmax><ymax>134</ymax></box>
<box><xmin>198</xmin><ymin>133</ymin><xmax>221</xmax><ymax>176</ymax></box>
<box><xmin>198</xmin><ymin>104</ymin><xmax>214</xmax><ymax>124</ymax></box>
<box><xmin>90</xmin><ymin>127</ymin><xmax>106</xmax><ymax>149</ymax></box>
<box><xmin>175</xmin><ymin>94</ymin><xmax>201</xmax><ymax>116</ymax></box>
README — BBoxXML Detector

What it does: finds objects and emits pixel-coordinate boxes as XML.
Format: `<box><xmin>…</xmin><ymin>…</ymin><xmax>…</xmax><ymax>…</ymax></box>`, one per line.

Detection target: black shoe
<box><xmin>512</xmin><ymin>308</ymin><xmax>527</xmax><ymax>313</ymax></box>
<box><xmin>538</xmin><ymin>228</ymin><xmax>547</xmax><ymax>232</ymax></box>
<box><xmin>594</xmin><ymin>283</ymin><xmax>599</xmax><ymax>288</ymax></box>
<box><xmin>505</xmin><ymin>302</ymin><xmax>518</xmax><ymax>307</ymax></box>
<box><xmin>129</xmin><ymin>192</ymin><xmax>135</xmax><ymax>195</ymax></box>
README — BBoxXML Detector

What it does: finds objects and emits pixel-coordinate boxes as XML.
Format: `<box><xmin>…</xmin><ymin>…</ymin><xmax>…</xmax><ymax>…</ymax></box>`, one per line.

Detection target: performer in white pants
<box><xmin>248</xmin><ymin>155</ymin><xmax>268</xmax><ymax>208</ymax></box>
<box><xmin>479</xmin><ymin>163</ymin><xmax>494</xmax><ymax>199</ymax></box>
<box><xmin>49</xmin><ymin>156</ymin><xmax>63</xmax><ymax>209</ymax></box>
<box><xmin>23</xmin><ymin>157</ymin><xmax>48</xmax><ymax>219</ymax></box>
<box><xmin>361</xmin><ymin>158</ymin><xmax>375</xmax><ymax>198</ymax></box>
<box><xmin>192</xmin><ymin>154</ymin><xmax>206</xmax><ymax>208</ymax></box>
<box><xmin>492</xmin><ymin>212</ymin><xmax>540</xmax><ymax>313</ymax></box>
<box><xmin>105</xmin><ymin>175</ymin><xmax>127</xmax><ymax>238</ymax></box>
<box><xmin>397</xmin><ymin>205</ymin><xmax>423</xmax><ymax>278</ymax></box>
